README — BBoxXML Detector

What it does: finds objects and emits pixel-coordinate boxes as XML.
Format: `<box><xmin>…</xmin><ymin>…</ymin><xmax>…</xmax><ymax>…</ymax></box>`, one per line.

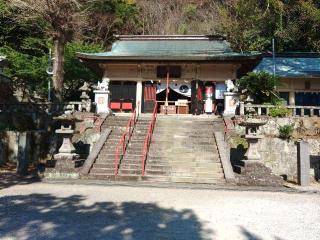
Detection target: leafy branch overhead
<box><xmin>1</xmin><ymin>0</ymin><xmax>320</xmax><ymax>101</ymax></box>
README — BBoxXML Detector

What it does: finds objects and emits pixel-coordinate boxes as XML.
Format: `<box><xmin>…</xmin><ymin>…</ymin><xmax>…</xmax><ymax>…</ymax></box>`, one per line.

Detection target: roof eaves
<box><xmin>114</xmin><ymin>35</ymin><xmax>227</xmax><ymax>41</ymax></box>
<box><xmin>77</xmin><ymin>52</ymin><xmax>262</xmax><ymax>61</ymax></box>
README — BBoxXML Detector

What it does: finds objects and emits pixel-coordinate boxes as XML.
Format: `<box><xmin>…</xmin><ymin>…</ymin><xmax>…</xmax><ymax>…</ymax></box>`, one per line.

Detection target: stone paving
<box><xmin>1</xmin><ymin>182</ymin><xmax>320</xmax><ymax>240</ymax></box>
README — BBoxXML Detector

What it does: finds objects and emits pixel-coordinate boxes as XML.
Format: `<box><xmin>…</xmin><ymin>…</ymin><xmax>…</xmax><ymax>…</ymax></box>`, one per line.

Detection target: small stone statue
<box><xmin>225</xmin><ymin>79</ymin><xmax>238</xmax><ymax>92</ymax></box>
<box><xmin>79</xmin><ymin>82</ymin><xmax>92</xmax><ymax>112</ymax></box>
<box><xmin>95</xmin><ymin>78</ymin><xmax>110</xmax><ymax>91</ymax></box>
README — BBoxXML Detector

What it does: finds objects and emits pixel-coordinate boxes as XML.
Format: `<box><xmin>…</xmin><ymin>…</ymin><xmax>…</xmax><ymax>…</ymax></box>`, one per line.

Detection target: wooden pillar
<box><xmin>289</xmin><ymin>91</ymin><xmax>295</xmax><ymax>106</ymax></box>
<box><xmin>136</xmin><ymin>80</ymin><xmax>143</xmax><ymax>114</ymax></box>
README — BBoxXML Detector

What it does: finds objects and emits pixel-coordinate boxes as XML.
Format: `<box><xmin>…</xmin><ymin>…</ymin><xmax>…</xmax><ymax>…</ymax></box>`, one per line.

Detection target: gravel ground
<box><xmin>0</xmin><ymin>183</ymin><xmax>320</xmax><ymax>240</ymax></box>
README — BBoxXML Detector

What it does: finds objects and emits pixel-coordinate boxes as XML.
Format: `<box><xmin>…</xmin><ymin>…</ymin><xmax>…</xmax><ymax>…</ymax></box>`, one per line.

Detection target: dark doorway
<box><xmin>191</xmin><ymin>80</ymin><xmax>204</xmax><ymax>115</ymax></box>
<box><xmin>143</xmin><ymin>83</ymin><xmax>156</xmax><ymax>113</ymax></box>
<box><xmin>109</xmin><ymin>81</ymin><xmax>136</xmax><ymax>107</ymax></box>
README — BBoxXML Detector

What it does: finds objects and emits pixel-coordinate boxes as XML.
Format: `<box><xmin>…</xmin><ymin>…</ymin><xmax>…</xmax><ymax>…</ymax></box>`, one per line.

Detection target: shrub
<box><xmin>237</xmin><ymin>71</ymin><xmax>282</xmax><ymax>104</ymax></box>
<box><xmin>269</xmin><ymin>107</ymin><xmax>292</xmax><ymax>117</ymax></box>
<box><xmin>278</xmin><ymin>124</ymin><xmax>294</xmax><ymax>140</ymax></box>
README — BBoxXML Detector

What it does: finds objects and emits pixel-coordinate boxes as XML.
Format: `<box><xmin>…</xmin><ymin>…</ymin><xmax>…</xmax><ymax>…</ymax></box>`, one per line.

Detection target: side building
<box><xmin>255</xmin><ymin>53</ymin><xmax>320</xmax><ymax>107</ymax></box>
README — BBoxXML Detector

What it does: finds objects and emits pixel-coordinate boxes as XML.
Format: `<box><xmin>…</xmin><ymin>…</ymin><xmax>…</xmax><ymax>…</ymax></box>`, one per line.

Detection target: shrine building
<box><xmin>78</xmin><ymin>35</ymin><xmax>262</xmax><ymax>114</ymax></box>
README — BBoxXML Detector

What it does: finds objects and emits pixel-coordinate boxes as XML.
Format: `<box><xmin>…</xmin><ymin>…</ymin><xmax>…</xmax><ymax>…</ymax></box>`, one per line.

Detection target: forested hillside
<box><xmin>0</xmin><ymin>0</ymin><xmax>319</xmax><ymax>100</ymax></box>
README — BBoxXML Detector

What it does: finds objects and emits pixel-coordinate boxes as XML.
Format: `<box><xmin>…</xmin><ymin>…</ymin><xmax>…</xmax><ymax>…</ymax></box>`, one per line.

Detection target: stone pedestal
<box><xmin>45</xmin><ymin>124</ymin><xmax>80</xmax><ymax>179</ymax></box>
<box><xmin>94</xmin><ymin>90</ymin><xmax>110</xmax><ymax>114</ymax></box>
<box><xmin>298</xmin><ymin>141</ymin><xmax>310</xmax><ymax>186</ymax></box>
<box><xmin>244</xmin><ymin>135</ymin><xmax>262</xmax><ymax>161</ymax></box>
<box><xmin>223</xmin><ymin>92</ymin><xmax>239</xmax><ymax>116</ymax></box>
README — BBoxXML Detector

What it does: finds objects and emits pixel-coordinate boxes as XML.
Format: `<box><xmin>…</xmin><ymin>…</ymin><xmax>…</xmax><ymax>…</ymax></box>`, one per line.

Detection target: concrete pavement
<box><xmin>0</xmin><ymin>182</ymin><xmax>319</xmax><ymax>240</ymax></box>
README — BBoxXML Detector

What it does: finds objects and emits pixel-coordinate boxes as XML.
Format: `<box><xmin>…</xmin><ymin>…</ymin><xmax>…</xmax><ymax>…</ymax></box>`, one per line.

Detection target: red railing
<box><xmin>141</xmin><ymin>101</ymin><xmax>158</xmax><ymax>176</ymax></box>
<box><xmin>114</xmin><ymin>102</ymin><xmax>140</xmax><ymax>175</ymax></box>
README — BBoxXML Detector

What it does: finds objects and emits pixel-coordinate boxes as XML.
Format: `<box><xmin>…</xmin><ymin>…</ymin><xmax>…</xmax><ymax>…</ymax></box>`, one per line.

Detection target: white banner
<box><xmin>156</xmin><ymin>83</ymin><xmax>191</xmax><ymax>97</ymax></box>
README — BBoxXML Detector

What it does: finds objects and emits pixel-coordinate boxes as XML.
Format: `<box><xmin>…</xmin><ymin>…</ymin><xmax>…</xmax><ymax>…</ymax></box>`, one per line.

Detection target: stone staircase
<box><xmin>117</xmin><ymin>116</ymin><xmax>151</xmax><ymax>180</ymax></box>
<box><xmin>86</xmin><ymin>114</ymin><xmax>227</xmax><ymax>184</ymax></box>
<box><xmin>144</xmin><ymin>115</ymin><xmax>226</xmax><ymax>184</ymax></box>
<box><xmin>87</xmin><ymin>115</ymin><xmax>130</xmax><ymax>180</ymax></box>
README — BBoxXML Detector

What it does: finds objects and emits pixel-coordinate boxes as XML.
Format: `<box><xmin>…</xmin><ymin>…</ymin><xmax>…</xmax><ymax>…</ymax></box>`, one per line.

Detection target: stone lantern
<box><xmin>79</xmin><ymin>82</ymin><xmax>92</xmax><ymax>112</ymax></box>
<box><xmin>236</xmin><ymin>96</ymin><xmax>283</xmax><ymax>186</ymax></box>
<box><xmin>45</xmin><ymin>116</ymin><xmax>80</xmax><ymax>179</ymax></box>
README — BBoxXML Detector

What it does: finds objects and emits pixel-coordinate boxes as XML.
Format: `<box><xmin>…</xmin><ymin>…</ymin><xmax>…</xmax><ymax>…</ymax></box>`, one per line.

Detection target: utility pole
<box><xmin>46</xmin><ymin>49</ymin><xmax>54</xmax><ymax>102</ymax></box>
<box><xmin>272</xmin><ymin>38</ymin><xmax>276</xmax><ymax>76</ymax></box>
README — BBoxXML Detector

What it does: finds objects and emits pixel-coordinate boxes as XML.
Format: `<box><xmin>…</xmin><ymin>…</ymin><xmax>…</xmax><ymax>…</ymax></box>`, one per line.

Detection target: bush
<box><xmin>269</xmin><ymin>107</ymin><xmax>292</xmax><ymax>117</ymax></box>
<box><xmin>278</xmin><ymin>124</ymin><xmax>294</xmax><ymax>140</ymax></box>
<box><xmin>237</xmin><ymin>71</ymin><xmax>282</xmax><ymax>104</ymax></box>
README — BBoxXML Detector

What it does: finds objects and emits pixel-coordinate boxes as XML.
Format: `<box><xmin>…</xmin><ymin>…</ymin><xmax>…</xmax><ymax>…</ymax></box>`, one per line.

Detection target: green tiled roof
<box><xmin>78</xmin><ymin>35</ymin><xmax>261</xmax><ymax>61</ymax></box>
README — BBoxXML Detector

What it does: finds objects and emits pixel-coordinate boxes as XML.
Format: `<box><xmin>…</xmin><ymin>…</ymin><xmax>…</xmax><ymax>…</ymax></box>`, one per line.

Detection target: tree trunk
<box><xmin>52</xmin><ymin>38</ymin><xmax>65</xmax><ymax>102</ymax></box>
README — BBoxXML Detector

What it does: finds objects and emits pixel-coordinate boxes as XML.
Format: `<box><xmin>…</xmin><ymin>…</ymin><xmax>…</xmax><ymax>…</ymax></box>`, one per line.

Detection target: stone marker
<box><xmin>297</xmin><ymin>141</ymin><xmax>310</xmax><ymax>186</ymax></box>
<box><xmin>17</xmin><ymin>132</ymin><xmax>29</xmax><ymax>175</ymax></box>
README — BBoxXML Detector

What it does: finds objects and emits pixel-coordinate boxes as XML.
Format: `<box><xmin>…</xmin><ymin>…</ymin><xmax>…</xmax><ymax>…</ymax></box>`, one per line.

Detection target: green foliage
<box><xmin>269</xmin><ymin>107</ymin><xmax>292</xmax><ymax>117</ymax></box>
<box><xmin>0</xmin><ymin>46</ymin><xmax>48</xmax><ymax>97</ymax></box>
<box><xmin>278</xmin><ymin>124</ymin><xmax>294</xmax><ymax>140</ymax></box>
<box><xmin>63</xmin><ymin>41</ymin><xmax>104</xmax><ymax>100</ymax></box>
<box><xmin>86</xmin><ymin>0</ymin><xmax>140</xmax><ymax>44</ymax></box>
<box><xmin>2</xmin><ymin>0</ymin><xmax>320</xmax><ymax>101</ymax></box>
<box><xmin>237</xmin><ymin>72</ymin><xmax>282</xmax><ymax>104</ymax></box>
<box><xmin>0</xmin><ymin>122</ymin><xmax>16</xmax><ymax>131</ymax></box>
<box><xmin>217</xmin><ymin>0</ymin><xmax>320</xmax><ymax>52</ymax></box>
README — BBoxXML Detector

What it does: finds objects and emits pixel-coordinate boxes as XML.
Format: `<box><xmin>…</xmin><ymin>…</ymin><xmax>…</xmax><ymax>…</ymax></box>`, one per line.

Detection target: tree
<box><xmin>86</xmin><ymin>0</ymin><xmax>140</xmax><ymax>46</ymax></box>
<box><xmin>136</xmin><ymin>0</ymin><xmax>219</xmax><ymax>35</ymax></box>
<box><xmin>216</xmin><ymin>0</ymin><xmax>285</xmax><ymax>52</ymax></box>
<box><xmin>8</xmin><ymin>0</ymin><xmax>87</xmax><ymax>101</ymax></box>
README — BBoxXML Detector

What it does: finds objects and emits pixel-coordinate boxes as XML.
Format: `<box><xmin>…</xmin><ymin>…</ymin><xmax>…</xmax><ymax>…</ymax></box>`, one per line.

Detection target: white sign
<box><xmin>215</xmin><ymin>83</ymin><xmax>227</xmax><ymax>99</ymax></box>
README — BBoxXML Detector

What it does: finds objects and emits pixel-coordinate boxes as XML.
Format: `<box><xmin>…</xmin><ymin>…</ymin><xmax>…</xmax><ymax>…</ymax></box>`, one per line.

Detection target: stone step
<box><xmin>120</xmin><ymin>163</ymin><xmax>141</xmax><ymax>170</ymax></box>
<box><xmin>124</xmin><ymin>153</ymin><xmax>143</xmax><ymax>158</ymax></box>
<box><xmin>93</xmin><ymin>163</ymin><xmax>114</xmax><ymax>168</ymax></box>
<box><xmin>170</xmin><ymin>176</ymin><xmax>225</xmax><ymax>184</ymax></box>
<box><xmin>97</xmin><ymin>152</ymin><xmax>116</xmax><ymax>157</ymax></box>
<box><xmin>121</xmin><ymin>159</ymin><xmax>142</xmax><ymax>165</ymax></box>
<box><xmin>95</xmin><ymin>158</ymin><xmax>115</xmax><ymax>163</ymax></box>
<box><xmin>87</xmin><ymin>174</ymin><xmax>115</xmax><ymax>181</ymax></box>
<box><xmin>145</xmin><ymin>165</ymin><xmax>171</xmax><ymax>171</ymax></box>
<box><xmin>87</xmin><ymin>173</ymin><xmax>142</xmax><ymax>182</ymax></box>
<box><xmin>145</xmin><ymin>169</ymin><xmax>170</xmax><ymax>176</ymax></box>
<box><xmin>147</xmin><ymin>161</ymin><xmax>220</xmax><ymax>167</ymax></box>
<box><xmin>90</xmin><ymin>168</ymin><xmax>114</xmax><ymax>174</ymax></box>
<box><xmin>119</xmin><ymin>169</ymin><xmax>141</xmax><ymax>175</ymax></box>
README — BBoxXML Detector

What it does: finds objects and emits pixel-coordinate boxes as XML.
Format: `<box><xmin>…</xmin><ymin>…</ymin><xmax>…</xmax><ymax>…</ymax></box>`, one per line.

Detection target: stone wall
<box><xmin>230</xmin><ymin>117</ymin><xmax>320</xmax><ymax>182</ymax></box>
<box><xmin>0</xmin><ymin>131</ymin><xmax>50</xmax><ymax>165</ymax></box>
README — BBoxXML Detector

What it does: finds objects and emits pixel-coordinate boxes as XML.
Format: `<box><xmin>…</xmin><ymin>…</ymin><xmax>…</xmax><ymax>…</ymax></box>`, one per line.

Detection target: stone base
<box><xmin>54</xmin><ymin>153</ymin><xmax>79</xmax><ymax>161</ymax></box>
<box><xmin>44</xmin><ymin>156</ymin><xmax>81</xmax><ymax>180</ymax></box>
<box><xmin>234</xmin><ymin>161</ymin><xmax>284</xmax><ymax>187</ymax></box>
<box><xmin>44</xmin><ymin>171</ymin><xmax>80</xmax><ymax>179</ymax></box>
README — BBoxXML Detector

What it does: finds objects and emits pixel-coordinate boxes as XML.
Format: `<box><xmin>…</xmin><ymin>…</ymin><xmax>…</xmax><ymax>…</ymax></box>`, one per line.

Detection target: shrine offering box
<box><xmin>160</xmin><ymin>105</ymin><xmax>176</xmax><ymax>114</ymax></box>
<box><xmin>176</xmin><ymin>99</ymin><xmax>189</xmax><ymax>114</ymax></box>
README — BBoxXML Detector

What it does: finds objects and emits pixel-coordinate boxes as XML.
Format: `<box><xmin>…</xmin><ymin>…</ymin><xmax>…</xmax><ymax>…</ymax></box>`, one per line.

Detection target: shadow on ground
<box><xmin>0</xmin><ymin>172</ymin><xmax>40</xmax><ymax>190</ymax></box>
<box><xmin>0</xmin><ymin>193</ymin><xmax>213</xmax><ymax>240</ymax></box>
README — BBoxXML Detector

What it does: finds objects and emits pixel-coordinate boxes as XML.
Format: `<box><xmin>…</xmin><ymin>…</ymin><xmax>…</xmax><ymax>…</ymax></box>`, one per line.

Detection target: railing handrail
<box><xmin>240</xmin><ymin>102</ymin><xmax>320</xmax><ymax>117</ymax></box>
<box><xmin>114</xmin><ymin>102</ymin><xmax>140</xmax><ymax>176</ymax></box>
<box><xmin>243</xmin><ymin>103</ymin><xmax>320</xmax><ymax>110</ymax></box>
<box><xmin>141</xmin><ymin>101</ymin><xmax>158</xmax><ymax>176</ymax></box>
